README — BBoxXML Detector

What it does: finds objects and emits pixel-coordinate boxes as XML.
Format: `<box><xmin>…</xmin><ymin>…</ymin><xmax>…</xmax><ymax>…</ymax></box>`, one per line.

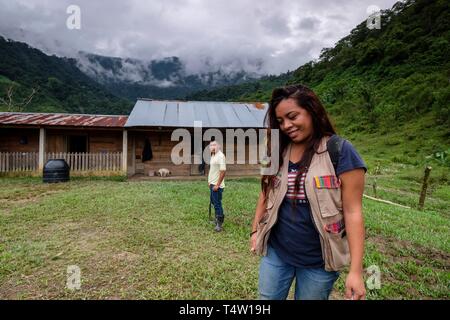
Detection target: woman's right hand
<box><xmin>250</xmin><ymin>232</ymin><xmax>257</xmax><ymax>253</ymax></box>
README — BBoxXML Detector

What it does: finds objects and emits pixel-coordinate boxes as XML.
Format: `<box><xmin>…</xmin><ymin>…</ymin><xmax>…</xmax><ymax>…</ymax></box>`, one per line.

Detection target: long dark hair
<box><xmin>261</xmin><ymin>84</ymin><xmax>337</xmax><ymax>197</ymax></box>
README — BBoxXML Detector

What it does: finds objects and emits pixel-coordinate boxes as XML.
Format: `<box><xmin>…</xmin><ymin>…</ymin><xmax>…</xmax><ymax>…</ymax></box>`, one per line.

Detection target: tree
<box><xmin>0</xmin><ymin>85</ymin><xmax>37</xmax><ymax>112</ymax></box>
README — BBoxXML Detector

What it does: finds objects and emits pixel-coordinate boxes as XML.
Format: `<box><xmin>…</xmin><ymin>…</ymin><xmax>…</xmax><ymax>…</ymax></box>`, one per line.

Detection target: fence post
<box><xmin>122</xmin><ymin>130</ymin><xmax>128</xmax><ymax>173</ymax></box>
<box><xmin>38</xmin><ymin>128</ymin><xmax>46</xmax><ymax>172</ymax></box>
<box><xmin>372</xmin><ymin>178</ymin><xmax>377</xmax><ymax>198</ymax></box>
<box><xmin>418</xmin><ymin>166</ymin><xmax>432</xmax><ymax>210</ymax></box>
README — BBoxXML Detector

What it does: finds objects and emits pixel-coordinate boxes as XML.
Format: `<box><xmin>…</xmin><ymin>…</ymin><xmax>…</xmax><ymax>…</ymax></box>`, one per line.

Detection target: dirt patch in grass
<box><xmin>365</xmin><ymin>233</ymin><xmax>449</xmax><ymax>299</ymax></box>
<box><xmin>1</xmin><ymin>190</ymin><xmax>62</xmax><ymax>205</ymax></box>
<box><xmin>367</xmin><ymin>234</ymin><xmax>450</xmax><ymax>269</ymax></box>
<box><xmin>0</xmin><ymin>184</ymin><xmax>70</xmax><ymax>214</ymax></box>
<box><xmin>0</xmin><ymin>225</ymin><xmax>144</xmax><ymax>299</ymax></box>
<box><xmin>329</xmin><ymin>233</ymin><xmax>450</xmax><ymax>300</ymax></box>
<box><xmin>114</xmin><ymin>251</ymin><xmax>140</xmax><ymax>262</ymax></box>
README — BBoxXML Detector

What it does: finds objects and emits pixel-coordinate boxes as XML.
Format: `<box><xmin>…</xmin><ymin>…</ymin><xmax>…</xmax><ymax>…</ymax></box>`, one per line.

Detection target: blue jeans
<box><xmin>258</xmin><ymin>245</ymin><xmax>339</xmax><ymax>300</ymax></box>
<box><xmin>209</xmin><ymin>184</ymin><xmax>224</xmax><ymax>222</ymax></box>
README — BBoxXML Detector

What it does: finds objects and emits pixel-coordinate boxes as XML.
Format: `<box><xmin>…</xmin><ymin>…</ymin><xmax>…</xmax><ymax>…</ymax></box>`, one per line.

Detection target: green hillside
<box><xmin>0</xmin><ymin>37</ymin><xmax>133</xmax><ymax>115</ymax></box>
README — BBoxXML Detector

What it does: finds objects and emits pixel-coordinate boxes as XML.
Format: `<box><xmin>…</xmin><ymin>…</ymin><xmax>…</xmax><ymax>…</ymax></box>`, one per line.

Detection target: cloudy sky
<box><xmin>0</xmin><ymin>0</ymin><xmax>399</xmax><ymax>75</ymax></box>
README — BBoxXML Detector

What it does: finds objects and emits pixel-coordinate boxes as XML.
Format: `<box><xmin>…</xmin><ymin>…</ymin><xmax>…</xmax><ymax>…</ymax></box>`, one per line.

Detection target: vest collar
<box><xmin>281</xmin><ymin>143</ymin><xmax>292</xmax><ymax>176</ymax></box>
<box><xmin>316</xmin><ymin>136</ymin><xmax>329</xmax><ymax>154</ymax></box>
<box><xmin>283</xmin><ymin>136</ymin><xmax>329</xmax><ymax>166</ymax></box>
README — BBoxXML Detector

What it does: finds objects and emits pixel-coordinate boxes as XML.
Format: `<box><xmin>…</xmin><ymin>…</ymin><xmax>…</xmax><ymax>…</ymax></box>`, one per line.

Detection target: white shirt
<box><xmin>208</xmin><ymin>150</ymin><xmax>226</xmax><ymax>188</ymax></box>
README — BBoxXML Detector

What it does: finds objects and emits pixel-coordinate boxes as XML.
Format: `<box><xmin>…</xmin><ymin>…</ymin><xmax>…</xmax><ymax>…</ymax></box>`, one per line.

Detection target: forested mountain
<box><xmin>0</xmin><ymin>36</ymin><xmax>262</xmax><ymax>114</ymax></box>
<box><xmin>0</xmin><ymin>37</ymin><xmax>133</xmax><ymax>114</ymax></box>
<box><xmin>76</xmin><ymin>52</ymin><xmax>262</xmax><ymax>101</ymax></box>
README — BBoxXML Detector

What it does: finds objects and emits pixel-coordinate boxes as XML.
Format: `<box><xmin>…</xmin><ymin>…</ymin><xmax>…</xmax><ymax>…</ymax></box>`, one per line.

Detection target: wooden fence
<box><xmin>0</xmin><ymin>152</ymin><xmax>122</xmax><ymax>172</ymax></box>
<box><xmin>46</xmin><ymin>152</ymin><xmax>122</xmax><ymax>172</ymax></box>
<box><xmin>0</xmin><ymin>152</ymin><xmax>39</xmax><ymax>172</ymax></box>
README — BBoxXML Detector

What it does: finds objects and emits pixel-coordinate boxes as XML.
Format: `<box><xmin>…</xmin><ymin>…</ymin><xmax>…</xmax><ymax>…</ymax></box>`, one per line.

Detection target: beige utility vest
<box><xmin>255</xmin><ymin>136</ymin><xmax>351</xmax><ymax>271</ymax></box>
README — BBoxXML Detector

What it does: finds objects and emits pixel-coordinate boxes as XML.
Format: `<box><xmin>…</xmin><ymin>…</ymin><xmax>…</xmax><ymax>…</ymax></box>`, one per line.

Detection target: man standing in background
<box><xmin>208</xmin><ymin>140</ymin><xmax>226</xmax><ymax>232</ymax></box>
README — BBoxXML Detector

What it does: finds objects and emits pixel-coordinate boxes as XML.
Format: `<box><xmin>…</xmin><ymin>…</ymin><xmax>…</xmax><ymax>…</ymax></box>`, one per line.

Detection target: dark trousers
<box><xmin>209</xmin><ymin>184</ymin><xmax>224</xmax><ymax>222</ymax></box>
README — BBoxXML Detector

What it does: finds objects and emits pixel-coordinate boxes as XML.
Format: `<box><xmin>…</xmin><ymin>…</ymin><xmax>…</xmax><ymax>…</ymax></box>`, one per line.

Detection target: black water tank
<box><xmin>43</xmin><ymin>159</ymin><xmax>70</xmax><ymax>183</ymax></box>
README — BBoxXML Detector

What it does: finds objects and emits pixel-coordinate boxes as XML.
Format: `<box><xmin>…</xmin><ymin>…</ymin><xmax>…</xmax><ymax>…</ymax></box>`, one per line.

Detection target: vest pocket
<box><xmin>326</xmin><ymin>230</ymin><xmax>350</xmax><ymax>271</ymax></box>
<box><xmin>313</xmin><ymin>176</ymin><xmax>343</xmax><ymax>217</ymax></box>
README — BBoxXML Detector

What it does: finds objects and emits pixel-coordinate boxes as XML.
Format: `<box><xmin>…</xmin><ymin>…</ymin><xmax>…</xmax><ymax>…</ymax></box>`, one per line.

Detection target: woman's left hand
<box><xmin>345</xmin><ymin>271</ymin><xmax>366</xmax><ymax>300</ymax></box>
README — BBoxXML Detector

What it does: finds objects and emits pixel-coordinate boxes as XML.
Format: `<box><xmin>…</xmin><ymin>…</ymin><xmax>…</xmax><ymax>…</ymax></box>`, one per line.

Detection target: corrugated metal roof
<box><xmin>0</xmin><ymin>112</ymin><xmax>128</xmax><ymax>128</ymax></box>
<box><xmin>125</xmin><ymin>99</ymin><xmax>268</xmax><ymax>128</ymax></box>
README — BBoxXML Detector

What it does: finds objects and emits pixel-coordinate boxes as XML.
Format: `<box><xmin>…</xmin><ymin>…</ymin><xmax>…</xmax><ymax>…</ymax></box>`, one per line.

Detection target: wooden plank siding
<box><xmin>131</xmin><ymin>129</ymin><xmax>261</xmax><ymax>177</ymax></box>
<box><xmin>134</xmin><ymin>131</ymin><xmax>190</xmax><ymax>176</ymax></box>
<box><xmin>0</xmin><ymin>128</ymin><xmax>39</xmax><ymax>153</ymax></box>
<box><xmin>44</xmin><ymin>129</ymin><xmax>123</xmax><ymax>153</ymax></box>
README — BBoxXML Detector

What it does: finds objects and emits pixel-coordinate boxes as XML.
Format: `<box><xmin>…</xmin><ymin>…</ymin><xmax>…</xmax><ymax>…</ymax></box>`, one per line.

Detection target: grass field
<box><xmin>0</xmin><ymin>172</ymin><xmax>448</xmax><ymax>300</ymax></box>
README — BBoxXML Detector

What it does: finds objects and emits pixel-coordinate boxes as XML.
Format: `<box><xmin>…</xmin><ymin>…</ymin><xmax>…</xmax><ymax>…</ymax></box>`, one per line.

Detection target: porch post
<box><xmin>122</xmin><ymin>129</ymin><xmax>128</xmax><ymax>173</ymax></box>
<box><xmin>38</xmin><ymin>127</ymin><xmax>46</xmax><ymax>172</ymax></box>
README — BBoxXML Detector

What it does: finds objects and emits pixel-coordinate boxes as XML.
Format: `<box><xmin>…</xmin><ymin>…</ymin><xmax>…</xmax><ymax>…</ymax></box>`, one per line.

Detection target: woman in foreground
<box><xmin>250</xmin><ymin>84</ymin><xmax>367</xmax><ymax>300</ymax></box>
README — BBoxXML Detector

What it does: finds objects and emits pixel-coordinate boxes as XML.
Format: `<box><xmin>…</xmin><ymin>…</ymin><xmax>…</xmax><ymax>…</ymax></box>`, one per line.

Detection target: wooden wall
<box><xmin>134</xmin><ymin>130</ymin><xmax>191</xmax><ymax>176</ymax></box>
<box><xmin>89</xmin><ymin>131</ymin><xmax>122</xmax><ymax>153</ymax></box>
<box><xmin>46</xmin><ymin>134</ymin><xmax>66</xmax><ymax>153</ymax></box>
<box><xmin>221</xmin><ymin>140</ymin><xmax>261</xmax><ymax>176</ymax></box>
<box><xmin>45</xmin><ymin>129</ymin><xmax>122</xmax><ymax>153</ymax></box>
<box><xmin>0</xmin><ymin>128</ymin><xmax>39</xmax><ymax>152</ymax></box>
<box><xmin>130</xmin><ymin>128</ymin><xmax>261</xmax><ymax>177</ymax></box>
<box><xmin>0</xmin><ymin>128</ymin><xmax>123</xmax><ymax>154</ymax></box>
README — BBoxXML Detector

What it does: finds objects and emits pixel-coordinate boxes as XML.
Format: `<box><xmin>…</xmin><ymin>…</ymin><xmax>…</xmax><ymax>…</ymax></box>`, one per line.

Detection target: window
<box><xmin>68</xmin><ymin>135</ymin><xmax>87</xmax><ymax>153</ymax></box>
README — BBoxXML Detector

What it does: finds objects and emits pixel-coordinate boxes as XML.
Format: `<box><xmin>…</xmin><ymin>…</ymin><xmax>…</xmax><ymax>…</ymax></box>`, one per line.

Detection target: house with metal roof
<box><xmin>0</xmin><ymin>99</ymin><xmax>268</xmax><ymax>177</ymax></box>
<box><xmin>126</xmin><ymin>99</ymin><xmax>267</xmax><ymax>128</ymax></box>
<box><xmin>0</xmin><ymin>112</ymin><xmax>128</xmax><ymax>174</ymax></box>
<box><xmin>124</xmin><ymin>99</ymin><xmax>268</xmax><ymax>177</ymax></box>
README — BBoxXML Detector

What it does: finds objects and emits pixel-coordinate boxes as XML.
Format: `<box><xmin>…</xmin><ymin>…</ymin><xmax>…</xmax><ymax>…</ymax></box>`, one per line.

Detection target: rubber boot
<box><xmin>214</xmin><ymin>217</ymin><xmax>223</xmax><ymax>232</ymax></box>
